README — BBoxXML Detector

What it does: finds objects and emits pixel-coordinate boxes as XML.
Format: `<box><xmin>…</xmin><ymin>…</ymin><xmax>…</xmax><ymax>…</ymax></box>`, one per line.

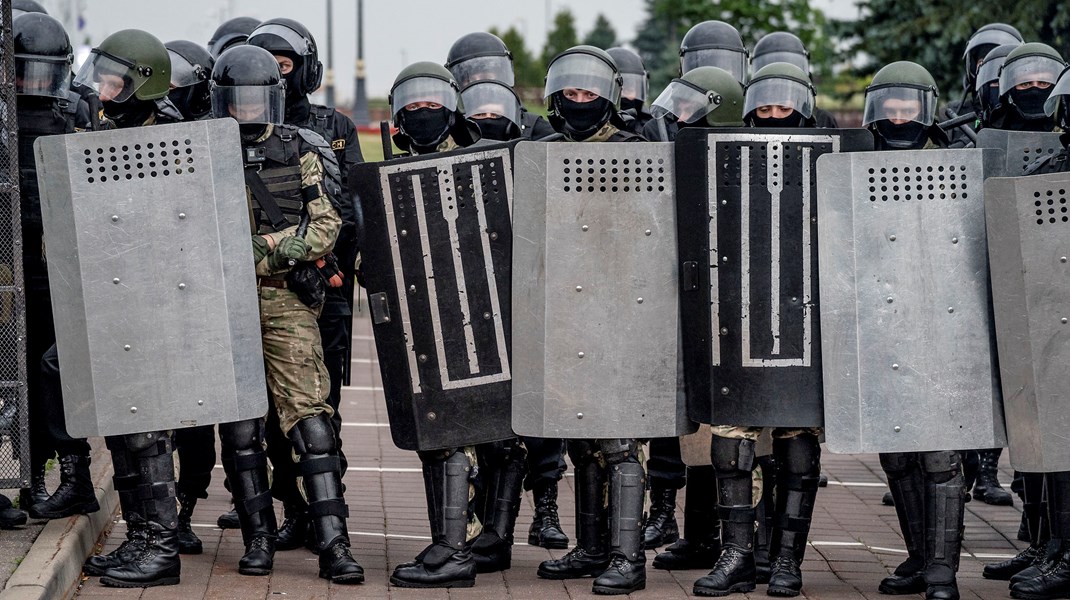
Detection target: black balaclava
<box><xmin>990</xmin><ymin>88</ymin><xmax>1056</xmax><ymax>132</ymax></box>
<box><xmin>874</xmin><ymin>119</ymin><xmax>930</xmax><ymax>150</ymax></box>
<box><xmin>552</xmin><ymin>92</ymin><xmax>613</xmax><ymax>140</ymax></box>
<box><xmin>399</xmin><ymin>107</ymin><xmax>454</xmax><ymax>151</ymax></box>
<box><xmin>280</xmin><ymin>52</ymin><xmax>311</xmax><ymax>123</ymax></box>
<box><xmin>474</xmin><ymin>116</ymin><xmax>518</xmax><ymax>141</ymax></box>
<box><xmin>621</xmin><ymin>97</ymin><xmax>644</xmax><ymax>114</ymax></box>
<box><xmin>752</xmin><ymin>111</ymin><xmax>807</xmax><ymax>128</ymax></box>
<box><xmin>103</xmin><ymin>97</ymin><xmax>156</xmax><ymax>129</ymax></box>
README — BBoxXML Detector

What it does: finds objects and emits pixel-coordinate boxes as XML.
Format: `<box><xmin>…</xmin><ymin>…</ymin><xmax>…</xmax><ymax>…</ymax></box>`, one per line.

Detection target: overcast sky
<box><xmin>36</xmin><ymin>0</ymin><xmax>861</xmax><ymax>105</ymax></box>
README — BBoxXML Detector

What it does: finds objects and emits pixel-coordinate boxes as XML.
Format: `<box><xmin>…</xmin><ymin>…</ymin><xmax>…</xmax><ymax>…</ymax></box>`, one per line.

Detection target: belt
<box><xmin>258</xmin><ymin>277</ymin><xmax>288</xmax><ymax>289</ymax></box>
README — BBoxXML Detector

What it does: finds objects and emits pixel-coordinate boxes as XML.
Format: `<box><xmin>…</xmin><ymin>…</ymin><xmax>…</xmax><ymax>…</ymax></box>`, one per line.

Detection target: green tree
<box><xmin>489</xmin><ymin>26</ymin><xmax>545</xmax><ymax>90</ymax></box>
<box><xmin>584</xmin><ymin>14</ymin><xmax>618</xmax><ymax>49</ymax></box>
<box><xmin>542</xmin><ymin>9</ymin><xmax>580</xmax><ymax>67</ymax></box>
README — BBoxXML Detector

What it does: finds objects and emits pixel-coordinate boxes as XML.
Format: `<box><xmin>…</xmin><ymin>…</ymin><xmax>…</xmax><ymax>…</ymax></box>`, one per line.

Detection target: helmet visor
<box><xmin>999</xmin><ymin>55</ymin><xmax>1065</xmax><ymax>96</ymax></box>
<box><xmin>168</xmin><ymin>50</ymin><xmax>207</xmax><ymax>89</ymax></box>
<box><xmin>460</xmin><ymin>82</ymin><xmax>521</xmax><ymax>126</ymax></box>
<box><xmin>74</xmin><ymin>50</ymin><xmax>145</xmax><ymax>103</ymax></box>
<box><xmin>210</xmin><ymin>84</ymin><xmax>285</xmax><ymax>124</ymax></box>
<box><xmin>1043</xmin><ymin>68</ymin><xmax>1070</xmax><ymax>117</ymax></box>
<box><xmin>544</xmin><ymin>53</ymin><xmax>621</xmax><ymax>104</ymax></box>
<box><xmin>975</xmin><ymin>56</ymin><xmax>1008</xmax><ymax>92</ymax></box>
<box><xmin>15</xmin><ymin>57</ymin><xmax>70</xmax><ymax>97</ymax></box>
<box><xmin>391</xmin><ymin>76</ymin><xmax>458</xmax><ymax>115</ymax></box>
<box><xmin>621</xmin><ymin>72</ymin><xmax>648</xmax><ymax>102</ymax></box>
<box><xmin>964</xmin><ymin>29</ymin><xmax>1022</xmax><ymax>59</ymax></box>
<box><xmin>752</xmin><ymin>50</ymin><xmax>808</xmax><ymax>74</ymax></box>
<box><xmin>744</xmin><ymin>77</ymin><xmax>814</xmax><ymax>118</ymax></box>
<box><xmin>681</xmin><ymin>48</ymin><xmax>747</xmax><ymax>83</ymax></box>
<box><xmin>449</xmin><ymin>55</ymin><xmax>514</xmax><ymax>88</ymax></box>
<box><xmin>862</xmin><ymin>85</ymin><xmax>936</xmax><ymax>126</ymax></box>
<box><xmin>248</xmin><ymin>23</ymin><xmax>312</xmax><ymax>56</ymax></box>
<box><xmin>650</xmin><ymin>80</ymin><xmax>722</xmax><ymax>124</ymax></box>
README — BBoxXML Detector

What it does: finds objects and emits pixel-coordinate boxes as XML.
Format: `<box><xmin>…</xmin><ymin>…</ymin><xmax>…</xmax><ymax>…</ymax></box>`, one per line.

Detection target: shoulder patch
<box><xmin>331</xmin><ymin>139</ymin><xmax>346</xmax><ymax>151</ymax></box>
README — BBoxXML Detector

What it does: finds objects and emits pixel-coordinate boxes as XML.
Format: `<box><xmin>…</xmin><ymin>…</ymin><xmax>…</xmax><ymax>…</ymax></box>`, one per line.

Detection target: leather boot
<box><xmin>642</xmin><ymin>483</ymin><xmax>680</xmax><ymax>549</ymax></box>
<box><xmin>1010</xmin><ymin>545</ymin><xmax>1070</xmax><ymax>600</ymax></box>
<box><xmin>472</xmin><ymin>440</ymin><xmax>527</xmax><ymax>573</ymax></box>
<box><xmin>878</xmin><ymin>453</ymin><xmax>927</xmax><ymax>595</ymax></box>
<box><xmin>654</xmin><ymin>466</ymin><xmax>720</xmax><ymax>570</ymax></box>
<box><xmin>275</xmin><ymin>502</ymin><xmax>310</xmax><ymax>551</ymax></box>
<box><xmin>1010</xmin><ymin>472</ymin><xmax>1070</xmax><ymax>600</ymax></box>
<box><xmin>29</xmin><ymin>454</ymin><xmax>99</xmax><ymax>519</ymax></box>
<box><xmin>217</xmin><ymin>507</ymin><xmax>240</xmax><ymax>529</ymax></box>
<box><xmin>19</xmin><ymin>461</ymin><xmax>49</xmax><ymax>515</ymax></box>
<box><xmin>987</xmin><ymin>472</ymin><xmax>1047</xmax><ymax>580</ymax></box>
<box><xmin>392</xmin><ymin>448</ymin><xmax>476</xmax><ymax>587</ymax></box>
<box><xmin>528</xmin><ymin>480</ymin><xmax>570</xmax><ymax>549</ymax></box>
<box><xmin>539</xmin><ymin>442</ymin><xmax>610</xmax><ymax>579</ymax></box>
<box><xmin>99</xmin><ymin>521</ymin><xmax>181</xmax><ymax>588</ymax></box>
<box><xmin>85</xmin><ymin>440</ymin><xmax>147</xmax><ymax>576</ymax></box>
<box><xmin>175</xmin><ymin>493</ymin><xmax>202</xmax><ymax>555</ymax></box>
<box><xmin>593</xmin><ymin>458</ymin><xmax>647</xmax><ymax>595</ymax></box>
<box><xmin>694</xmin><ymin>436</ymin><xmax>757</xmax><ymax>596</ymax></box>
<box><xmin>290</xmin><ymin>415</ymin><xmax>363</xmax><ymax>583</ymax></box>
<box><xmin>921</xmin><ymin>452</ymin><xmax>965</xmax><ymax>600</ymax></box>
<box><xmin>0</xmin><ymin>494</ymin><xmax>27</xmax><ymax>529</ymax></box>
<box><xmin>973</xmin><ymin>449</ymin><xmax>1013</xmax><ymax>506</ymax></box>
<box><xmin>220</xmin><ymin>420</ymin><xmax>277</xmax><ymax>576</ymax></box>
<box><xmin>767</xmin><ymin>434</ymin><xmax>821</xmax><ymax>597</ymax></box>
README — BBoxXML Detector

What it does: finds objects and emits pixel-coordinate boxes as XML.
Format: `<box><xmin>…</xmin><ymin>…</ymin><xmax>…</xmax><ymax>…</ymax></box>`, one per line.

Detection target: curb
<box><xmin>0</xmin><ymin>462</ymin><xmax>116</xmax><ymax>600</ymax></box>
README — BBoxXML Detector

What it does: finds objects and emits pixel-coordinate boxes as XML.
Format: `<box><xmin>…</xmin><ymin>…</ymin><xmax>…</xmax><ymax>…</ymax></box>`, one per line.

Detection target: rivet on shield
<box><xmin>124</xmin><ymin>345</ymin><xmax>131</xmax><ymax>351</ymax></box>
<box><xmin>894</xmin><ymin>425</ymin><xmax>902</xmax><ymax>433</ymax></box>
<box><xmin>111</xmin><ymin>215</ymin><xmax>120</xmax><ymax>222</ymax></box>
<box><xmin>886</xmin><ymin>297</ymin><xmax>894</xmax><ymax>303</ymax></box>
<box><xmin>418</xmin><ymin>354</ymin><xmax>428</xmax><ymax>363</ymax></box>
<box><xmin>720</xmin><ymin>327</ymin><xmax>728</xmax><ymax>335</ymax></box>
<box><xmin>577</xmin><ymin>413</ymin><xmax>584</xmax><ymax>419</ymax></box>
<box><xmin>426</xmin><ymin>412</ymin><xmax>436</xmax><ymax>421</ymax></box>
<box><xmin>645</xmin><ymin>230</ymin><xmax>652</xmax><ymax>236</ymax></box>
<box><xmin>489</xmin><ymin>232</ymin><xmax>498</xmax><ymax>241</ymax></box>
<box><xmin>408</xmin><ymin>285</ymin><xmax>416</xmax><ymax>293</ymax></box>
<box><xmin>483</xmin><ymin>312</ymin><xmax>491</xmax><ymax>320</ymax></box>
<box><xmin>791</xmin><ymin>297</ymin><xmax>798</xmax><ymax>303</ymax></box>
<box><xmin>1062</xmin><ymin>318</ymin><xmax>1068</xmax><ymax>324</ymax></box>
<box><xmin>576</xmin><ymin>286</ymin><xmax>583</xmax><ymax>292</ymax></box>
<box><xmin>951</xmin><ymin>237</ymin><xmax>959</xmax><ymax>244</ymax></box>
<box><xmin>113</xmin><ymin>278</ymin><xmax>121</xmax><ymax>284</ymax></box>
<box><xmin>947</xmin><ymin>307</ymin><xmax>954</xmax><ymax>314</ymax></box>
<box><xmin>582</xmin><ymin>225</ymin><xmax>589</xmax><ymax>231</ymax></box>
<box><xmin>892</xmin><ymin>363</ymin><xmax>899</xmax><ymax>370</ymax></box>
<box><xmin>637</xmin><ymin>297</ymin><xmax>644</xmax><ymax>304</ymax></box>
<box><xmin>889</xmin><ymin>234</ymin><xmax>896</xmax><ymax>241</ymax></box>
<box><xmin>578</xmin><ymin>351</ymin><xmax>585</xmax><ymax>358</ymax></box>
<box><xmin>178</xmin><ymin>213</ymin><xmax>186</xmax><ymax>220</ymax></box>
<box><xmin>1062</xmin><ymin>257</ymin><xmax>1068</xmax><ymax>263</ymax></box>
<box><xmin>720</xmin><ymin>387</ymin><xmax>730</xmax><ymax>395</ymax></box>
<box><xmin>722</xmin><ymin>256</ymin><xmax>728</xmax><ymax>263</ymax></box>
<box><xmin>130</xmin><ymin>407</ymin><xmax>137</xmax><ymax>414</ymax></box>
<box><xmin>721</xmin><ymin>200</ymin><xmax>728</xmax><ymax>205</ymax></box>
<box><xmin>197</xmin><ymin>400</ymin><xmax>204</xmax><ymax>406</ymax></box>
<box><xmin>178</xmin><ymin>283</ymin><xmax>186</xmax><ymax>290</ymax></box>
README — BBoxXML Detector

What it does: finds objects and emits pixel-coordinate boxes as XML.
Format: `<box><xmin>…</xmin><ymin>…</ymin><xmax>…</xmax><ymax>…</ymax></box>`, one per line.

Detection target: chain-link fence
<box><xmin>0</xmin><ymin>0</ymin><xmax>31</xmax><ymax>489</ymax></box>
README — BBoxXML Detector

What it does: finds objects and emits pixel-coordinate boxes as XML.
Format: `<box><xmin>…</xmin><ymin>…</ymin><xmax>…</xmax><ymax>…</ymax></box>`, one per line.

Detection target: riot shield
<box><xmin>511</xmin><ymin>141</ymin><xmax>693</xmax><ymax>439</ymax></box>
<box><xmin>817</xmin><ymin>148</ymin><xmax>1007</xmax><ymax>453</ymax></box>
<box><xmin>976</xmin><ymin>128</ymin><xmax>1064</xmax><ymax>176</ymax></box>
<box><xmin>35</xmin><ymin>119</ymin><xmax>268</xmax><ymax>438</ymax></box>
<box><xmin>354</xmin><ymin>141</ymin><xmax>516</xmax><ymax>451</ymax></box>
<box><xmin>985</xmin><ymin>171</ymin><xmax>1070</xmax><ymax>472</ymax></box>
<box><xmin>675</xmin><ymin>128</ymin><xmax>873</xmax><ymax>428</ymax></box>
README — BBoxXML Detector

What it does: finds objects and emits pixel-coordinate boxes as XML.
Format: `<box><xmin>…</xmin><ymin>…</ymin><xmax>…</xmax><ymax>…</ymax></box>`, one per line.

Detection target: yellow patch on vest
<box><xmin>331</xmin><ymin>139</ymin><xmax>346</xmax><ymax>151</ymax></box>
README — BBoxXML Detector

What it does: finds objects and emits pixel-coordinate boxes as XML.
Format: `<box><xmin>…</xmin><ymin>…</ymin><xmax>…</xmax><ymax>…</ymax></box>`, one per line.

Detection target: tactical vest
<box><xmin>302</xmin><ymin>104</ymin><xmax>347</xmax><ymax>168</ymax></box>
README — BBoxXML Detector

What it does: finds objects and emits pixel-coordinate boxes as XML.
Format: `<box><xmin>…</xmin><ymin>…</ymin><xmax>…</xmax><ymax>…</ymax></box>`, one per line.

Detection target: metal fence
<box><xmin>0</xmin><ymin>0</ymin><xmax>31</xmax><ymax>489</ymax></box>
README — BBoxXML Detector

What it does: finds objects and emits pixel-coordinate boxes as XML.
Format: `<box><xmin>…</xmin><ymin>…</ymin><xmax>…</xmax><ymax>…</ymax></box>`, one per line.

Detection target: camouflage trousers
<box><xmin>259</xmin><ymin>285</ymin><xmax>333</xmax><ymax>435</ymax></box>
<box><xmin>710</xmin><ymin>425</ymin><xmax>824</xmax><ymax>505</ymax></box>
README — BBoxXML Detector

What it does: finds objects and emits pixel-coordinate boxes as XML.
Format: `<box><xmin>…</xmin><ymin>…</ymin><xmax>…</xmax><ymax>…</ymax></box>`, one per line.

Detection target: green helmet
<box><xmin>73</xmin><ymin>29</ymin><xmax>170</xmax><ymax>102</ymax></box>
<box><xmin>650</xmin><ymin>66</ymin><xmax>744</xmax><ymax>127</ymax></box>
<box><xmin>863</xmin><ymin>61</ymin><xmax>938</xmax><ymax>127</ymax></box>
<box><xmin>998</xmin><ymin>42</ymin><xmax>1066</xmax><ymax>98</ymax></box>
<box><xmin>744</xmin><ymin>62</ymin><xmax>816</xmax><ymax>122</ymax></box>
<box><xmin>389</xmin><ymin>61</ymin><xmax>462</xmax><ymax>118</ymax></box>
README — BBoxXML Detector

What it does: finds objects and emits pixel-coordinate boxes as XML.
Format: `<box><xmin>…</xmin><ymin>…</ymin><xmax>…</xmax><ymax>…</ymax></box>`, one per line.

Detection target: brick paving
<box><xmin>73</xmin><ymin>306</ymin><xmax>1027</xmax><ymax>599</ymax></box>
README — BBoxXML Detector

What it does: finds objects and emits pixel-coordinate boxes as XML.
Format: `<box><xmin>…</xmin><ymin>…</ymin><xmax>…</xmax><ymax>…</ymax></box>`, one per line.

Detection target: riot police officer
<box><xmin>750</xmin><ymin>32</ymin><xmax>839</xmax><ymax>128</ymax></box>
<box><xmin>607</xmin><ymin>47</ymin><xmax>652</xmax><ymax>134</ymax></box>
<box><xmin>11</xmin><ymin>12</ymin><xmax>98</xmax><ymax>522</ymax></box>
<box><xmin>974</xmin><ymin>44</ymin><xmax>1021</xmax><ymax>129</ymax></box>
<box><xmin>246</xmin><ymin>17</ymin><xmax>363</xmax><ymax>552</ymax></box>
<box><xmin>744</xmin><ymin>62</ymin><xmax>819</xmax><ymax>128</ymax></box>
<box><xmin>985</xmin><ymin>43</ymin><xmax>1066</xmax><ymax>132</ymax></box>
<box><xmin>945</xmin><ymin>23</ymin><xmax>1024</xmax><ymax>147</ymax></box>
<box><xmin>534</xmin><ymin>45</ymin><xmax>647</xmax><ymax>596</ymax></box>
<box><xmin>207</xmin><ymin>16</ymin><xmax>259</xmax><ymax>59</ymax></box>
<box><xmin>680</xmin><ymin>20</ymin><xmax>748</xmax><ymax>85</ymax></box>
<box><xmin>461</xmin><ymin>80</ymin><xmax>524</xmax><ymax>141</ymax></box>
<box><xmin>858</xmin><ymin>62</ymin><xmax>962</xmax><ymax>600</ymax></box>
<box><xmin>164</xmin><ymin>41</ymin><xmax>214</xmax><ymax>122</ymax></box>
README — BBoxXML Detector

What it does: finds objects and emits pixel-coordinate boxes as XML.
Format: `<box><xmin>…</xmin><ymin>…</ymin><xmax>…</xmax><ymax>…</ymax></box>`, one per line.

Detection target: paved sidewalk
<box><xmin>69</xmin><ymin>308</ymin><xmax>1027</xmax><ymax>599</ymax></box>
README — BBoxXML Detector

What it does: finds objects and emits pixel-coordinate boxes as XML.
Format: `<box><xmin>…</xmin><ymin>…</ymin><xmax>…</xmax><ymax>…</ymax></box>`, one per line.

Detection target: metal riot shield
<box><xmin>985</xmin><ymin>171</ymin><xmax>1070</xmax><ymax>472</ymax></box>
<box><xmin>354</xmin><ymin>142</ymin><xmax>516</xmax><ymax>451</ymax></box>
<box><xmin>35</xmin><ymin>119</ymin><xmax>268</xmax><ymax>437</ymax></box>
<box><xmin>511</xmin><ymin>141</ymin><xmax>693</xmax><ymax>439</ymax></box>
<box><xmin>976</xmin><ymin>128</ymin><xmax>1064</xmax><ymax>176</ymax></box>
<box><xmin>675</xmin><ymin>128</ymin><xmax>873</xmax><ymax>428</ymax></box>
<box><xmin>817</xmin><ymin>148</ymin><xmax>1007</xmax><ymax>453</ymax></box>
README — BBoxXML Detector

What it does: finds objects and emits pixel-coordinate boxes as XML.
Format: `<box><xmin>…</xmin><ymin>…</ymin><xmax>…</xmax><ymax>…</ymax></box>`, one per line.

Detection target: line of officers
<box><xmin>5</xmin><ymin>2</ymin><xmax>1070</xmax><ymax>599</ymax></box>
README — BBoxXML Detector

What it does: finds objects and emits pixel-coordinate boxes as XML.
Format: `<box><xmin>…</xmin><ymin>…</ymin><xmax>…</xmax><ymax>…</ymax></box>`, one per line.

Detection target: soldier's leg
<box><xmin>755</xmin><ymin>452</ymin><xmax>775</xmax><ymax>584</ymax></box>
<box><xmin>877</xmin><ymin>452</ymin><xmax>926</xmax><ymax>595</ymax></box>
<box><xmin>172</xmin><ymin>424</ymin><xmax>216</xmax><ymax>554</ymax></box>
<box><xmin>471</xmin><ymin>438</ymin><xmax>527</xmax><ymax>573</ymax></box>
<box><xmin>985</xmin><ymin>471</ymin><xmax>1048</xmax><ymax>580</ymax></box>
<box><xmin>644</xmin><ymin>437</ymin><xmax>685</xmax><ymax>549</ymax></box>
<box><xmin>21</xmin><ymin>292</ymin><xmax>56</xmax><ymax>511</ymax></box>
<box><xmin>694</xmin><ymin>427</ymin><xmax>760</xmax><ymax>596</ymax></box>
<box><xmin>654</xmin><ymin>464</ymin><xmax>720</xmax><ymax>570</ymax></box>
<box><xmin>973</xmin><ymin>448</ymin><xmax>1013</xmax><ymax>506</ymax></box>
<box><xmin>99</xmin><ymin>431</ymin><xmax>181</xmax><ymax>588</ymax></box>
<box><xmin>522</xmin><ymin>435</ymin><xmax>569</xmax><ymax>548</ymax></box>
<box><xmin>767</xmin><ymin>429</ymin><xmax>822</xmax><ymax>597</ymax></box>
<box><xmin>1010</xmin><ymin>475</ymin><xmax>1058</xmax><ymax>587</ymax></box>
<box><xmin>593</xmin><ymin>438</ymin><xmax>647</xmax><ymax>595</ymax></box>
<box><xmin>1010</xmin><ymin>471</ymin><xmax>1070</xmax><ymax>599</ymax></box>
<box><xmin>538</xmin><ymin>439</ymin><xmax>611</xmax><ymax>580</ymax></box>
<box><xmin>219</xmin><ymin>418</ymin><xmax>277</xmax><ymax>576</ymax></box>
<box><xmin>317</xmin><ymin>311</ymin><xmax>349</xmax><ymax>474</ymax></box>
<box><xmin>919</xmin><ymin>451</ymin><xmax>965</xmax><ymax>600</ymax></box>
<box><xmin>390</xmin><ymin>447</ymin><xmax>477</xmax><ymax>588</ymax></box>
<box><xmin>84</xmin><ymin>435</ymin><xmax>147</xmax><ymax>576</ymax></box>
<box><xmin>265</xmin><ymin>399</ymin><xmax>310</xmax><ymax>550</ymax></box>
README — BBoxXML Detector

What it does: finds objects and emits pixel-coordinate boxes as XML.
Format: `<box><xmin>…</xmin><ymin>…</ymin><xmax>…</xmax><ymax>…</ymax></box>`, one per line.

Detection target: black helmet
<box><xmin>247</xmin><ymin>18</ymin><xmax>322</xmax><ymax>98</ymax></box>
<box><xmin>679</xmin><ymin>20</ymin><xmax>748</xmax><ymax>84</ymax></box>
<box><xmin>606</xmin><ymin>47</ymin><xmax>648</xmax><ymax>104</ymax></box>
<box><xmin>13</xmin><ymin>13</ymin><xmax>72</xmax><ymax>98</ymax></box>
<box><xmin>446</xmin><ymin>32</ymin><xmax>514</xmax><ymax>87</ymax></box>
<box><xmin>165</xmin><ymin>40</ymin><xmax>214</xmax><ymax>120</ymax></box>
<box><xmin>975</xmin><ymin>44</ymin><xmax>1019</xmax><ymax>122</ymax></box>
<box><xmin>210</xmin><ymin>45</ymin><xmax>285</xmax><ymax>125</ymax></box>
<box><xmin>751</xmin><ymin>32</ymin><xmax>809</xmax><ymax>74</ymax></box>
<box><xmin>460</xmin><ymin>80</ymin><xmax>522</xmax><ymax>141</ymax></box>
<box><xmin>207</xmin><ymin>16</ymin><xmax>260</xmax><ymax>59</ymax></box>
<box><xmin>12</xmin><ymin>0</ymin><xmax>47</xmax><ymax>17</ymax></box>
<box><xmin>962</xmin><ymin>23</ymin><xmax>1023</xmax><ymax>91</ymax></box>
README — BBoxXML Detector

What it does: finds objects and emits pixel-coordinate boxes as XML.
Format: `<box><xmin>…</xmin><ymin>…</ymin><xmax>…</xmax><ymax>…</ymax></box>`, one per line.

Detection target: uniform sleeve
<box><xmin>259</xmin><ymin>150</ymin><xmax>341</xmax><ymax>275</ymax></box>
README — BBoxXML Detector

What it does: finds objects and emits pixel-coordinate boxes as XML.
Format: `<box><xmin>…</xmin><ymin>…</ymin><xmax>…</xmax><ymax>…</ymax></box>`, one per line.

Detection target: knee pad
<box><xmin>219</xmin><ymin>418</ymin><xmax>264</xmax><ymax>454</ymax></box>
<box><xmin>880</xmin><ymin>452</ymin><xmax>917</xmax><ymax>477</ymax></box>
<box><xmin>599</xmin><ymin>439</ymin><xmax>640</xmax><ymax>466</ymax></box>
<box><xmin>922</xmin><ymin>451</ymin><xmax>962</xmax><ymax>484</ymax></box>
<box><xmin>566</xmin><ymin>439</ymin><xmax>599</xmax><ymax>467</ymax></box>
<box><xmin>711</xmin><ymin>435</ymin><xmax>757</xmax><ymax>476</ymax></box>
<box><xmin>288</xmin><ymin>413</ymin><xmax>337</xmax><ymax>455</ymax></box>
<box><xmin>124</xmin><ymin>430</ymin><xmax>172</xmax><ymax>455</ymax></box>
<box><xmin>774</xmin><ymin>433</ymin><xmax>821</xmax><ymax>476</ymax></box>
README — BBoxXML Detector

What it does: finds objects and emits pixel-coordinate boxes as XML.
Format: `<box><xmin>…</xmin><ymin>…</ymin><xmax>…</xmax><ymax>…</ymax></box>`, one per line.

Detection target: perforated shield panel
<box><xmin>817</xmin><ymin>148</ymin><xmax>1007</xmax><ymax>454</ymax></box>
<box><xmin>986</xmin><ymin>172</ymin><xmax>1070</xmax><ymax>472</ymax></box>
<box><xmin>976</xmin><ymin>128</ymin><xmax>1064</xmax><ymax>176</ymax></box>
<box><xmin>35</xmin><ymin>119</ymin><xmax>268</xmax><ymax>437</ymax></box>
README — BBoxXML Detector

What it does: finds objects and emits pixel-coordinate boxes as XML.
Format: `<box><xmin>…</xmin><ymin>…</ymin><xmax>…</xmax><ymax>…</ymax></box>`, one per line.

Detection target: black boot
<box><xmin>99</xmin><ymin>521</ymin><xmax>181</xmax><ymax>588</ymax></box>
<box><xmin>528</xmin><ymin>480</ymin><xmax>570</xmax><ymax>549</ymax></box>
<box><xmin>472</xmin><ymin>440</ymin><xmax>527</xmax><ymax>573</ymax></box>
<box><xmin>1010</xmin><ymin>545</ymin><xmax>1070</xmax><ymax>600</ymax></box>
<box><xmin>593</xmin><ymin>458</ymin><xmax>647</xmax><ymax>595</ymax></box>
<box><xmin>755</xmin><ymin>454</ymin><xmax>776</xmax><ymax>584</ymax></box>
<box><xmin>642</xmin><ymin>483</ymin><xmax>680</xmax><ymax>549</ymax></box>
<box><xmin>29</xmin><ymin>454</ymin><xmax>100</xmax><ymax>519</ymax></box>
<box><xmin>962</xmin><ymin>450</ymin><xmax>979</xmax><ymax>496</ymax></box>
<box><xmin>275</xmin><ymin>502</ymin><xmax>310</xmax><ymax>551</ymax></box>
<box><xmin>973</xmin><ymin>449</ymin><xmax>1013</xmax><ymax>506</ymax></box>
<box><xmin>290</xmin><ymin>415</ymin><xmax>363</xmax><ymax>584</ymax></box>
<box><xmin>767</xmin><ymin>434</ymin><xmax>821</xmax><ymax>597</ymax></box>
<box><xmin>1010</xmin><ymin>472</ymin><xmax>1070</xmax><ymax>600</ymax></box>
<box><xmin>539</xmin><ymin>443</ymin><xmax>610</xmax><ymax>579</ymax></box>
<box><xmin>85</xmin><ymin>439</ymin><xmax>148</xmax><ymax>576</ymax></box>
<box><xmin>694</xmin><ymin>436</ymin><xmax>757</xmax><ymax>597</ymax></box>
<box><xmin>220</xmin><ymin>419</ymin><xmax>277</xmax><ymax>576</ymax></box>
<box><xmin>0</xmin><ymin>494</ymin><xmax>27</xmax><ymax>529</ymax></box>
<box><xmin>921</xmin><ymin>452</ymin><xmax>965</xmax><ymax>600</ymax></box>
<box><xmin>175</xmin><ymin>493</ymin><xmax>202</xmax><ymax>555</ymax></box>
<box><xmin>654</xmin><ymin>466</ymin><xmax>720</xmax><ymax>570</ymax></box>
<box><xmin>878</xmin><ymin>453</ymin><xmax>926</xmax><ymax>595</ymax></box>
<box><xmin>20</xmin><ymin>461</ymin><xmax>49</xmax><ymax>515</ymax></box>
<box><xmin>987</xmin><ymin>472</ymin><xmax>1047</xmax><ymax>580</ymax></box>
<box><xmin>392</xmin><ymin>448</ymin><xmax>476</xmax><ymax>588</ymax></box>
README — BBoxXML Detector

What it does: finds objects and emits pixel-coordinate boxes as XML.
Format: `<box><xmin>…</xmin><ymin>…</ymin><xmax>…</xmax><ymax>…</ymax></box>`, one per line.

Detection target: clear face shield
<box><xmin>975</xmin><ymin>57</ymin><xmax>1007</xmax><ymax>93</ymax></box>
<box><xmin>15</xmin><ymin>55</ymin><xmax>71</xmax><ymax>97</ymax></box>
<box><xmin>1043</xmin><ymin>68</ymin><xmax>1070</xmax><ymax>118</ymax></box>
<box><xmin>543</xmin><ymin>52</ymin><xmax>622</xmax><ymax>104</ymax></box>
<box><xmin>681</xmin><ymin>47</ymin><xmax>747</xmax><ymax>83</ymax></box>
<box><xmin>743</xmin><ymin>77</ymin><xmax>814</xmax><ymax>119</ymax></box>
<box><xmin>210</xmin><ymin>83</ymin><xmax>286</xmax><ymax>124</ymax></box>
<box><xmin>998</xmin><ymin>55</ymin><xmax>1064</xmax><ymax>97</ymax></box>
<box><xmin>460</xmin><ymin>81</ymin><xmax>521</xmax><ymax>126</ymax></box>
<box><xmin>449</xmin><ymin>55</ymin><xmax>514</xmax><ymax>88</ymax></box>
<box><xmin>620</xmin><ymin>72</ymin><xmax>648</xmax><ymax>102</ymax></box>
<box><xmin>650</xmin><ymin>79</ymin><xmax>723</xmax><ymax>124</ymax></box>
<box><xmin>168</xmin><ymin>50</ymin><xmax>207</xmax><ymax>89</ymax></box>
<box><xmin>862</xmin><ymin>85</ymin><xmax>936</xmax><ymax>126</ymax></box>
<box><xmin>249</xmin><ymin>23</ymin><xmax>311</xmax><ymax>56</ymax></box>
<box><xmin>964</xmin><ymin>29</ymin><xmax>1022</xmax><ymax>74</ymax></box>
<box><xmin>751</xmin><ymin>50</ymin><xmax>809</xmax><ymax>74</ymax></box>
<box><xmin>390</xmin><ymin>76</ymin><xmax>459</xmax><ymax>116</ymax></box>
<box><xmin>73</xmin><ymin>50</ymin><xmax>141</xmax><ymax>103</ymax></box>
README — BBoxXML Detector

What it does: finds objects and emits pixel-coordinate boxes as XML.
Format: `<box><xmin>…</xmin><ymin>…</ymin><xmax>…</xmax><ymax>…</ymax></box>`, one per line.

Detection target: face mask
<box><xmin>103</xmin><ymin>97</ymin><xmax>155</xmax><ymax>129</ymax></box>
<box><xmin>400</xmin><ymin>107</ymin><xmax>453</xmax><ymax>148</ymax></box>
<box><xmin>474</xmin><ymin>116</ymin><xmax>516</xmax><ymax>141</ymax></box>
<box><xmin>239</xmin><ymin>123</ymin><xmax>269</xmax><ymax>139</ymax></box>
<box><xmin>752</xmin><ymin>111</ymin><xmax>805</xmax><ymax>128</ymax></box>
<box><xmin>620</xmin><ymin>97</ymin><xmax>644</xmax><ymax>113</ymax></box>
<box><xmin>557</xmin><ymin>95</ymin><xmax>612</xmax><ymax>137</ymax></box>
<box><xmin>874</xmin><ymin>119</ymin><xmax>928</xmax><ymax>149</ymax></box>
<box><xmin>980</xmin><ymin>85</ymin><xmax>1001</xmax><ymax>116</ymax></box>
<box><xmin>1009</xmin><ymin>86</ymin><xmax>1052</xmax><ymax>120</ymax></box>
